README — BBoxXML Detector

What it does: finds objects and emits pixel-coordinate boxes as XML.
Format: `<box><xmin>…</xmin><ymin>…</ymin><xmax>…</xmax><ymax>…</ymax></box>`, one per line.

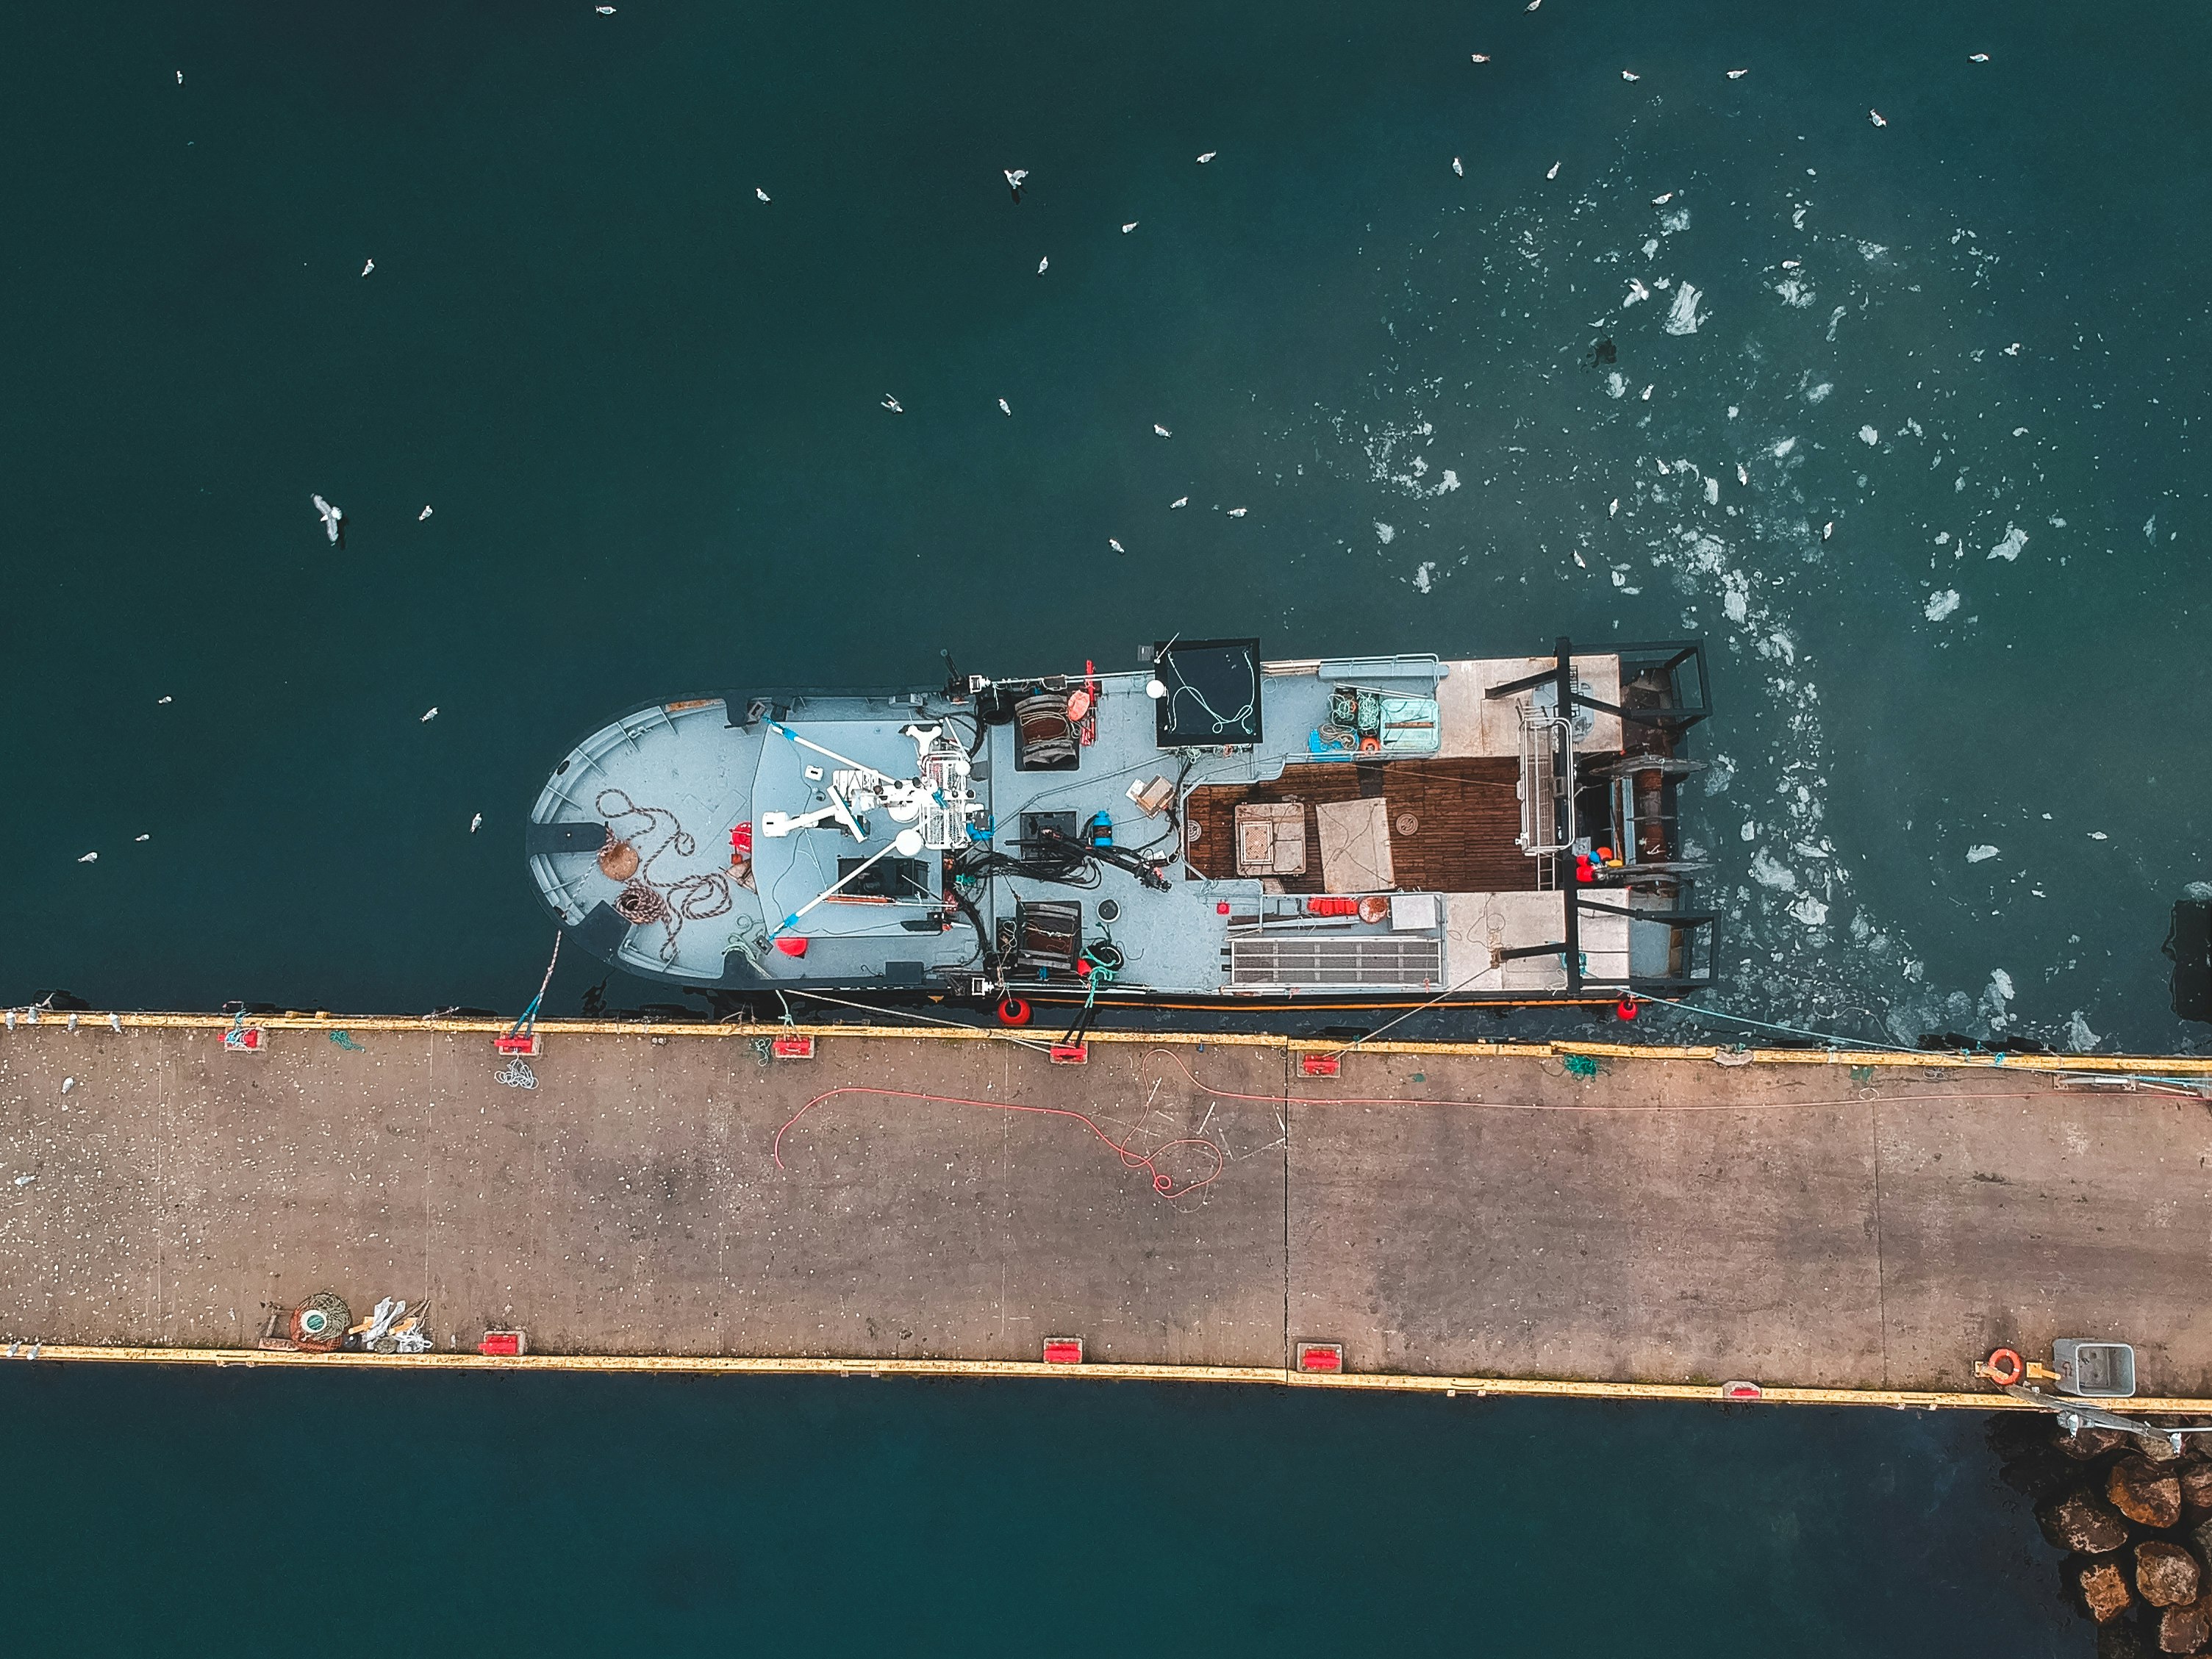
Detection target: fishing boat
<box><xmin>524</xmin><ymin>637</ymin><xmax>1719</xmax><ymax>1017</ymax></box>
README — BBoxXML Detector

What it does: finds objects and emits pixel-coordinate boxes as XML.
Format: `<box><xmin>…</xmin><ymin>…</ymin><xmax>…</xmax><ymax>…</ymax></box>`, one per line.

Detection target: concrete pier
<box><xmin>2</xmin><ymin>1017</ymin><xmax>2210</xmax><ymax>1402</ymax></box>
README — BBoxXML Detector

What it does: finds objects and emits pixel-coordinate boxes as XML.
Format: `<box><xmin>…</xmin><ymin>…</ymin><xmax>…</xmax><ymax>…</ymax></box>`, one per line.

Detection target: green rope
<box><xmin>329</xmin><ymin>1031</ymin><xmax>365</xmax><ymax>1052</ymax></box>
<box><xmin>1562</xmin><ymin>1053</ymin><xmax>1600</xmax><ymax>1078</ymax></box>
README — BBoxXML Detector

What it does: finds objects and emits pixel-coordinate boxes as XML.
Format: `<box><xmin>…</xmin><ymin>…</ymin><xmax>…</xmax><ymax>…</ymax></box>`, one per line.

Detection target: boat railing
<box><xmin>1516</xmin><ymin>705</ymin><xmax>1574</xmax><ymax>856</ymax></box>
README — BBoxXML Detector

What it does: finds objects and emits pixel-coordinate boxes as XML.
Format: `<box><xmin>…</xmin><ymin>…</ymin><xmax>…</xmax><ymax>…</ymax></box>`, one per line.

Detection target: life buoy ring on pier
<box><xmin>1985</xmin><ymin>1347</ymin><xmax>2025</xmax><ymax>1387</ymax></box>
<box><xmin>997</xmin><ymin>997</ymin><xmax>1033</xmax><ymax>1028</ymax></box>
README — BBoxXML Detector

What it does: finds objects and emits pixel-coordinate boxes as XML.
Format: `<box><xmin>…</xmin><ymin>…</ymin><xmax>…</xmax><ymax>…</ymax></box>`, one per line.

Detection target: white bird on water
<box><xmin>78</xmin><ymin>852</ymin><xmax>97</xmax><ymax>864</ymax></box>
<box><xmin>419</xmin><ymin>504</ymin><xmax>433</xmax><ymax>520</ymax></box>
<box><xmin>1652</xmin><ymin>191</ymin><xmax>1673</xmax><ymax>204</ymax></box>
<box><xmin>1122</xmin><ymin>221</ymin><xmax>1138</xmax><ymax>234</ymax></box>
<box><xmin>1726</xmin><ymin>68</ymin><xmax>1748</xmax><ymax>79</ymax></box>
<box><xmin>1226</xmin><ymin>506</ymin><xmax>1248</xmax><ymax>518</ymax></box>
<box><xmin>1170</xmin><ymin>496</ymin><xmax>1188</xmax><ymax>509</ymax></box>
<box><xmin>1621</xmin><ymin>70</ymin><xmax>1640</xmax><ymax>82</ymax></box>
<box><xmin>1471</xmin><ymin>54</ymin><xmax>1491</xmax><ymax>63</ymax></box>
<box><xmin>312</xmin><ymin>494</ymin><xmax>345</xmax><ymax>545</ymax></box>
<box><xmin>1624</xmin><ymin>277</ymin><xmax>1650</xmax><ymax>305</ymax></box>
<box><xmin>135</xmin><ymin>834</ymin><xmax>149</xmax><ymax>843</ymax></box>
<box><xmin>361</xmin><ymin>258</ymin><xmax>374</xmax><ymax>277</ymax></box>
<box><xmin>596</xmin><ymin>6</ymin><xmax>615</xmax><ymax>12</ymax></box>
<box><xmin>1451</xmin><ymin>157</ymin><xmax>1463</xmax><ymax>176</ymax></box>
<box><xmin>1608</xmin><ymin>498</ymin><xmax>1619</xmax><ymax>517</ymax></box>
<box><xmin>420</xmin><ymin>706</ymin><xmax>439</xmax><ymax>723</ymax></box>
<box><xmin>1004</xmin><ymin>168</ymin><xmax>1028</xmax><ymax>201</ymax></box>
<box><xmin>1196</xmin><ymin>151</ymin><xmax>1216</xmax><ymax>163</ymax></box>
<box><xmin>1969</xmin><ymin>53</ymin><xmax>1990</xmax><ymax>63</ymax></box>
<box><xmin>1822</xmin><ymin>521</ymin><xmax>1834</xmax><ymax>540</ymax></box>
<box><xmin>157</xmin><ymin>695</ymin><xmax>172</xmax><ymax>704</ymax></box>
<box><xmin>1869</xmin><ymin>109</ymin><xmax>1887</xmax><ymax>127</ymax></box>
<box><xmin>176</xmin><ymin>70</ymin><xmax>183</xmax><ymax>84</ymax></box>
<box><xmin>998</xmin><ymin>397</ymin><xmax>1012</xmax><ymax>416</ymax></box>
<box><xmin>1545</xmin><ymin>162</ymin><xmax>1560</xmax><ymax>179</ymax></box>
<box><xmin>1736</xmin><ymin>462</ymin><xmax>1749</xmax><ymax>486</ymax></box>
<box><xmin>470</xmin><ymin>813</ymin><xmax>483</xmax><ymax>834</ymax></box>
<box><xmin>1153</xmin><ymin>423</ymin><xmax>1172</xmax><ymax>438</ymax></box>
<box><xmin>1108</xmin><ymin>538</ymin><xmax>1125</xmax><ymax>554</ymax></box>
<box><xmin>1037</xmin><ymin>257</ymin><xmax>1048</xmax><ymax>275</ymax></box>
<box><xmin>756</xmin><ymin>187</ymin><xmax>770</xmax><ymax>202</ymax></box>
<box><xmin>882</xmin><ymin>394</ymin><xmax>903</xmax><ymax>412</ymax></box>
<box><xmin>1525</xmin><ymin>0</ymin><xmax>1539</xmax><ymax>11</ymax></box>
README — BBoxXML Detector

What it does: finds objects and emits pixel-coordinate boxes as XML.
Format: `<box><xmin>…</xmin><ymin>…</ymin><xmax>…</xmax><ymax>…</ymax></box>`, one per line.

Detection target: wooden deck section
<box><xmin>1184</xmin><ymin>756</ymin><xmax>1544</xmax><ymax>893</ymax></box>
<box><xmin>4</xmin><ymin>1019</ymin><xmax>2212</xmax><ymax>1400</ymax></box>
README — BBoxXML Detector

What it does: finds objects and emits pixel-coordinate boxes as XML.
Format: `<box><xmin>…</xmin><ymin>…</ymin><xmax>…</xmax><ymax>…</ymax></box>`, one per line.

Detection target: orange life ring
<box><xmin>1985</xmin><ymin>1347</ymin><xmax>2025</xmax><ymax>1386</ymax></box>
<box><xmin>1359</xmin><ymin>735</ymin><xmax>1381</xmax><ymax>753</ymax></box>
<box><xmin>996</xmin><ymin>997</ymin><xmax>1033</xmax><ymax>1028</ymax></box>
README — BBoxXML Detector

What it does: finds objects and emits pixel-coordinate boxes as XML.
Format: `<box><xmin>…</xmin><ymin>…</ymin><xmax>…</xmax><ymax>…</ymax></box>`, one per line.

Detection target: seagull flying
<box><xmin>418</xmin><ymin>504</ymin><xmax>433</xmax><ymax>520</ymax></box>
<box><xmin>1451</xmin><ymin>157</ymin><xmax>1464</xmax><ymax>176</ymax></box>
<box><xmin>1108</xmin><ymin>538</ymin><xmax>1125</xmax><ymax>554</ymax></box>
<box><xmin>312</xmin><ymin>495</ymin><xmax>345</xmax><ymax>546</ymax></box>
<box><xmin>1780</xmin><ymin>258</ymin><xmax>1800</xmax><ymax>269</ymax></box>
<box><xmin>1004</xmin><ymin>168</ymin><xmax>1028</xmax><ymax>202</ymax></box>
<box><xmin>176</xmin><ymin>70</ymin><xmax>183</xmax><ymax>84</ymax></box>
<box><xmin>1736</xmin><ymin>462</ymin><xmax>1749</xmax><ymax>485</ymax></box>
<box><xmin>1621</xmin><ymin>70</ymin><xmax>1640</xmax><ymax>82</ymax></box>
<box><xmin>1525</xmin><ymin>0</ymin><xmax>1539</xmax><ymax>11</ymax></box>
<box><xmin>420</xmin><ymin>706</ymin><xmax>439</xmax><ymax>723</ymax></box>
<box><xmin>1652</xmin><ymin>192</ymin><xmax>1673</xmax><ymax>204</ymax></box>
<box><xmin>1726</xmin><ymin>68</ymin><xmax>1748</xmax><ymax>79</ymax></box>
<box><xmin>998</xmin><ymin>397</ymin><xmax>1012</xmax><ymax>415</ymax></box>
<box><xmin>882</xmin><ymin>394</ymin><xmax>903</xmax><ymax>412</ymax></box>
<box><xmin>1122</xmin><ymin>221</ymin><xmax>1138</xmax><ymax>234</ymax></box>
<box><xmin>1037</xmin><ymin>257</ymin><xmax>1048</xmax><ymax>274</ymax></box>
<box><xmin>1226</xmin><ymin>506</ymin><xmax>1248</xmax><ymax>518</ymax></box>
<box><xmin>1969</xmin><ymin>52</ymin><xmax>1989</xmax><ymax>63</ymax></box>
<box><xmin>1170</xmin><ymin>496</ymin><xmax>1189</xmax><ymax>509</ymax></box>
<box><xmin>135</xmin><ymin>834</ymin><xmax>149</xmax><ymax>842</ymax></box>
<box><xmin>1196</xmin><ymin>151</ymin><xmax>1216</xmax><ymax>163</ymax></box>
<box><xmin>361</xmin><ymin>258</ymin><xmax>374</xmax><ymax>276</ymax></box>
<box><xmin>1608</xmin><ymin>498</ymin><xmax>1619</xmax><ymax>517</ymax></box>
<box><xmin>1545</xmin><ymin>162</ymin><xmax>1560</xmax><ymax>179</ymax></box>
<box><xmin>157</xmin><ymin>695</ymin><xmax>173</xmax><ymax>704</ymax></box>
<box><xmin>756</xmin><ymin>187</ymin><xmax>770</xmax><ymax>202</ymax></box>
<box><xmin>1471</xmin><ymin>53</ymin><xmax>1491</xmax><ymax>63</ymax></box>
<box><xmin>1869</xmin><ymin>109</ymin><xmax>1887</xmax><ymax>127</ymax></box>
<box><xmin>2002</xmin><ymin>342</ymin><xmax>2022</xmax><ymax>356</ymax></box>
<box><xmin>1623</xmin><ymin>277</ymin><xmax>1650</xmax><ymax>305</ymax></box>
<box><xmin>1822</xmin><ymin>520</ymin><xmax>1834</xmax><ymax>540</ymax></box>
<box><xmin>470</xmin><ymin>813</ymin><xmax>483</xmax><ymax>833</ymax></box>
<box><xmin>1153</xmin><ymin>423</ymin><xmax>1171</xmax><ymax>437</ymax></box>
<box><xmin>596</xmin><ymin>5</ymin><xmax>615</xmax><ymax>12</ymax></box>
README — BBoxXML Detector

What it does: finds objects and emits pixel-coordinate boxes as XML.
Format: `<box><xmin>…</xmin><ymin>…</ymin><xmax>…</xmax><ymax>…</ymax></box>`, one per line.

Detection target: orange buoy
<box><xmin>1359</xmin><ymin>734</ymin><xmax>1382</xmax><ymax>753</ymax></box>
<box><xmin>1616</xmin><ymin>997</ymin><xmax>1639</xmax><ymax>1020</ymax></box>
<box><xmin>997</xmin><ymin>997</ymin><xmax>1033</xmax><ymax>1027</ymax></box>
<box><xmin>1985</xmin><ymin>1347</ymin><xmax>2026</xmax><ymax>1387</ymax></box>
<box><xmin>1066</xmin><ymin>688</ymin><xmax>1092</xmax><ymax>723</ymax></box>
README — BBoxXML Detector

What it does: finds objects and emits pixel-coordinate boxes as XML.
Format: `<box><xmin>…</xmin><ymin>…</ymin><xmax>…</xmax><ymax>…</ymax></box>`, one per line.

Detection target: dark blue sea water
<box><xmin>0</xmin><ymin>1367</ymin><xmax>2069</xmax><ymax>1657</ymax></box>
<box><xmin>4</xmin><ymin>1</ymin><xmax>2203</xmax><ymax>1645</ymax></box>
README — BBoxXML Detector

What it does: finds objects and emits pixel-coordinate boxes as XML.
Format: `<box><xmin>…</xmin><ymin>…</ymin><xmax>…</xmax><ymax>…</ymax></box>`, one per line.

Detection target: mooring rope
<box><xmin>596</xmin><ymin>788</ymin><xmax>734</xmax><ymax>964</ymax></box>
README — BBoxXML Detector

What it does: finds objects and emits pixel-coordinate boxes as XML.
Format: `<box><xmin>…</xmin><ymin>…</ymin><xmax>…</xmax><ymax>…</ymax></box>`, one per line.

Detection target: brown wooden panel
<box><xmin>1182</xmin><ymin>758</ymin><xmax>1542</xmax><ymax>893</ymax></box>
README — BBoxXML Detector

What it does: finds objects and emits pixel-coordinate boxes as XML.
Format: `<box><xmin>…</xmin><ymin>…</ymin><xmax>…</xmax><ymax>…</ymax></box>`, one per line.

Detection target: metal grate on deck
<box><xmin>1227</xmin><ymin>934</ymin><xmax>1442</xmax><ymax>988</ymax></box>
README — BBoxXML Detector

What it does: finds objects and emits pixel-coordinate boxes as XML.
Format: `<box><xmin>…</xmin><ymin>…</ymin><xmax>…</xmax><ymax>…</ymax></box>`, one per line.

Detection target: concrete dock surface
<box><xmin>1</xmin><ymin>1020</ymin><xmax>2209</xmax><ymax>1397</ymax></box>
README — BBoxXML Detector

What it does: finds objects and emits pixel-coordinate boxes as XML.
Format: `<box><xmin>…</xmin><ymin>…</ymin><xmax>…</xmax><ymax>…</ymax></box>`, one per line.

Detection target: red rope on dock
<box><xmin>771</xmin><ymin>1086</ymin><xmax>1223</xmax><ymax>1199</ymax></box>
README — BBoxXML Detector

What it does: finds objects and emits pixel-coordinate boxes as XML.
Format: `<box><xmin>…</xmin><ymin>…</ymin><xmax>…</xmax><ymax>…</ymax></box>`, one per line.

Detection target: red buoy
<box><xmin>1616</xmin><ymin>997</ymin><xmax>1639</xmax><ymax>1020</ymax></box>
<box><xmin>997</xmin><ymin>997</ymin><xmax>1032</xmax><ymax>1027</ymax></box>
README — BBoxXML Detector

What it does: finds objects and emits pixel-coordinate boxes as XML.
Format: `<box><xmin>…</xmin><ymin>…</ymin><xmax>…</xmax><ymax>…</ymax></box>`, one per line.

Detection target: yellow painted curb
<box><xmin>10</xmin><ymin>1012</ymin><xmax>2212</xmax><ymax>1075</ymax></box>
<box><xmin>8</xmin><ymin>1344</ymin><xmax>2211</xmax><ymax>1413</ymax></box>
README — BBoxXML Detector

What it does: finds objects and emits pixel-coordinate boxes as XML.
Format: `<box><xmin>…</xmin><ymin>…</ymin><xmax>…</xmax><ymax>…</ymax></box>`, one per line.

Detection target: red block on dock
<box><xmin>1297</xmin><ymin>1342</ymin><xmax>1345</xmax><ymax>1373</ymax></box>
<box><xmin>479</xmin><ymin>1331</ymin><xmax>528</xmax><ymax>1357</ymax></box>
<box><xmin>1042</xmin><ymin>1338</ymin><xmax>1084</xmax><ymax>1365</ymax></box>
<box><xmin>1299</xmin><ymin>1053</ymin><xmax>1341</xmax><ymax>1078</ymax></box>
<box><xmin>1719</xmin><ymin>1380</ymin><xmax>1763</xmax><ymax>1401</ymax></box>
<box><xmin>1048</xmin><ymin>1044</ymin><xmax>1088</xmax><ymax>1065</ymax></box>
<box><xmin>495</xmin><ymin>1033</ymin><xmax>540</xmax><ymax>1057</ymax></box>
<box><xmin>770</xmin><ymin>1035</ymin><xmax>815</xmax><ymax>1060</ymax></box>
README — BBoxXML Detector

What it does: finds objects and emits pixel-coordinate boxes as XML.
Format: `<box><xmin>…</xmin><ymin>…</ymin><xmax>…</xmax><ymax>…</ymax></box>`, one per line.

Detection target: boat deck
<box><xmin>4</xmin><ymin>1020</ymin><xmax>2210</xmax><ymax>1400</ymax></box>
